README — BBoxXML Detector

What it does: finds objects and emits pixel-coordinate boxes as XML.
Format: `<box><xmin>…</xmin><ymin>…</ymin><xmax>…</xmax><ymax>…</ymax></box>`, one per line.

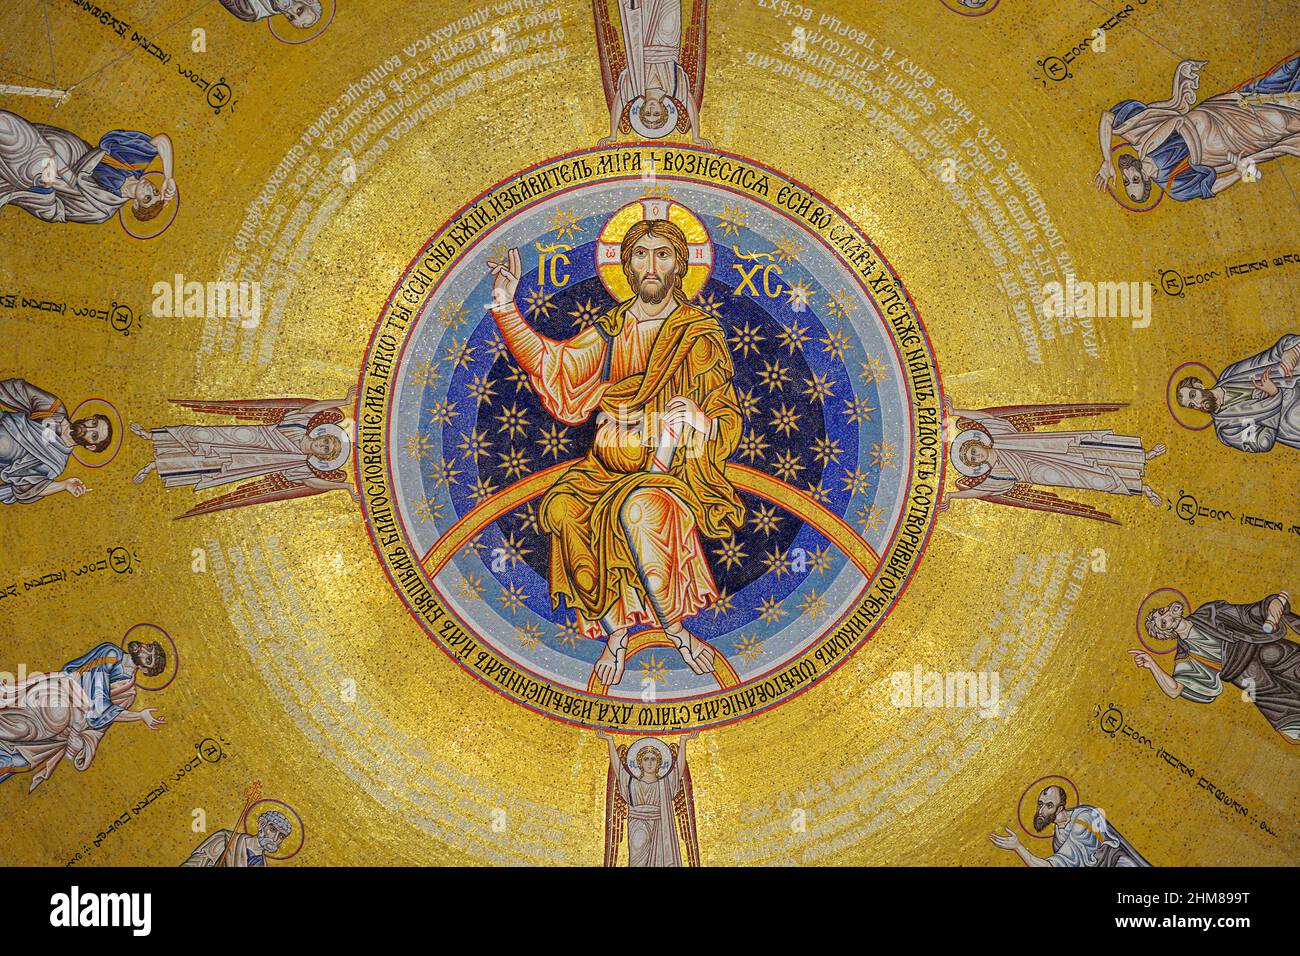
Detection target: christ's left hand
<box><xmin>662</xmin><ymin>396</ymin><xmax>710</xmax><ymax>437</ymax></box>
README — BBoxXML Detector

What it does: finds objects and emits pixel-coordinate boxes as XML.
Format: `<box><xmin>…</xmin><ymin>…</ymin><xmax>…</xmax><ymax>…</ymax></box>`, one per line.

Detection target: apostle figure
<box><xmin>599</xmin><ymin>731</ymin><xmax>700</xmax><ymax>867</ymax></box>
<box><xmin>218</xmin><ymin>0</ymin><xmax>322</xmax><ymax>28</ymax></box>
<box><xmin>1095</xmin><ymin>54</ymin><xmax>1300</xmax><ymax>202</ymax></box>
<box><xmin>1132</xmin><ymin>592</ymin><xmax>1300</xmax><ymax>741</ymax></box>
<box><xmin>1175</xmin><ymin>334</ymin><xmax>1300</xmax><ymax>454</ymax></box>
<box><xmin>488</xmin><ymin>221</ymin><xmax>743</xmax><ymax>687</ymax></box>
<box><xmin>181</xmin><ymin>810</ymin><xmax>293</xmax><ymax>867</ymax></box>
<box><xmin>594</xmin><ymin>0</ymin><xmax>709</xmax><ymax>145</ymax></box>
<box><xmin>991</xmin><ymin>785</ymin><xmax>1150</xmax><ymax>866</ymax></box>
<box><xmin>0</xmin><ymin>110</ymin><xmax>174</xmax><ymax>224</ymax></box>
<box><xmin>129</xmin><ymin>389</ymin><xmax>358</xmax><ymax>518</ymax></box>
<box><xmin>0</xmin><ymin>639</ymin><xmax>167</xmax><ymax>792</ymax></box>
<box><xmin>0</xmin><ymin>378</ymin><xmax>110</xmax><ymax>504</ymax></box>
<box><xmin>939</xmin><ymin>399</ymin><xmax>1165</xmax><ymax>523</ymax></box>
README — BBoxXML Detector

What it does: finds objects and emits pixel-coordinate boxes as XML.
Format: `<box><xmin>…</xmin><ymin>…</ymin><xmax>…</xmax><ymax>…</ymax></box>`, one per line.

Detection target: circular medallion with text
<box><xmin>356</xmin><ymin>145</ymin><xmax>943</xmax><ymax>731</ymax></box>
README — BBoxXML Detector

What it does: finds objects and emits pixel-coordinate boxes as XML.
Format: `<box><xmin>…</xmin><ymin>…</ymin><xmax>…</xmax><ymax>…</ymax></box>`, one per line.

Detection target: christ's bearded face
<box><xmin>1033</xmin><ymin>788</ymin><xmax>1064</xmax><ymax>832</ymax></box>
<box><xmin>629</xmin><ymin>235</ymin><xmax>679</xmax><ymax>306</ymax></box>
<box><xmin>1177</xmin><ymin>381</ymin><xmax>1217</xmax><ymax>413</ymax></box>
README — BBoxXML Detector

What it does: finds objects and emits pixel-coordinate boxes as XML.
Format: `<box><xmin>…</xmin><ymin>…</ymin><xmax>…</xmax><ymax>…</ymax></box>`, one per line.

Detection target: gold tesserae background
<box><xmin>0</xmin><ymin>0</ymin><xmax>1296</xmax><ymax>866</ymax></box>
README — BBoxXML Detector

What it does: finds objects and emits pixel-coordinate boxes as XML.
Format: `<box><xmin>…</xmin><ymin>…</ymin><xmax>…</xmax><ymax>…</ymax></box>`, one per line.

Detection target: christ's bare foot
<box><xmin>666</xmin><ymin>626</ymin><xmax>714</xmax><ymax>676</ymax></box>
<box><xmin>1145</xmin><ymin>443</ymin><xmax>1166</xmax><ymax>461</ymax></box>
<box><xmin>594</xmin><ymin>628</ymin><xmax>629</xmax><ymax>686</ymax></box>
<box><xmin>1142</xmin><ymin>484</ymin><xmax>1162</xmax><ymax>507</ymax></box>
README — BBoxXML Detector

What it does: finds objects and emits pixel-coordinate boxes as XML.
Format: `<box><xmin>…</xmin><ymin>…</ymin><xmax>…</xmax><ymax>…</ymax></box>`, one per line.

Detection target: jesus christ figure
<box><xmin>488</xmin><ymin>219</ymin><xmax>744</xmax><ymax>687</ymax></box>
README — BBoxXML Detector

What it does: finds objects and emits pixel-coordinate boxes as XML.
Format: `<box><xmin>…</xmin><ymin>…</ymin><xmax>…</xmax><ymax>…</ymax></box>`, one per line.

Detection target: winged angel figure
<box><xmin>598</xmin><ymin>731</ymin><xmax>701</xmax><ymax>867</ymax></box>
<box><xmin>594</xmin><ymin>0</ymin><xmax>710</xmax><ymax>146</ymax></box>
<box><xmin>130</xmin><ymin>391</ymin><xmax>357</xmax><ymax>519</ymax></box>
<box><xmin>938</xmin><ymin>399</ymin><xmax>1166</xmax><ymax>524</ymax></box>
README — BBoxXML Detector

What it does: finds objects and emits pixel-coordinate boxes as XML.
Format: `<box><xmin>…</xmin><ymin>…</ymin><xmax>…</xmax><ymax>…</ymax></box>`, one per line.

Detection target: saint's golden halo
<box><xmin>68</xmin><ymin>397</ymin><xmax>123</xmax><ymax>468</ymax></box>
<box><xmin>1016</xmin><ymin>775</ymin><xmax>1081</xmax><ymax>840</ymax></box>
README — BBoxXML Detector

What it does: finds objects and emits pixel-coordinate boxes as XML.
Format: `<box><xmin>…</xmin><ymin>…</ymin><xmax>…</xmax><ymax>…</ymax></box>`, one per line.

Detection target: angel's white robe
<box><xmin>616</xmin><ymin>756</ymin><xmax>684</xmax><ymax>867</ymax></box>
<box><xmin>617</xmin><ymin>0</ymin><xmax>687</xmax><ymax>102</ymax></box>
<box><xmin>144</xmin><ymin>409</ymin><xmax>316</xmax><ymax>491</ymax></box>
<box><xmin>953</xmin><ymin>411</ymin><xmax>1149</xmax><ymax>499</ymax></box>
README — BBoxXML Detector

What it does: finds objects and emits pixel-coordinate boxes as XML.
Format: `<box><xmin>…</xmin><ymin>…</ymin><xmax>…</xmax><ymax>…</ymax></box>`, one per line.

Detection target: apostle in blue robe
<box><xmin>1096</xmin><ymin>54</ymin><xmax>1300</xmax><ymax>202</ymax></box>
<box><xmin>0</xmin><ymin>110</ymin><xmax>175</xmax><ymax>224</ymax></box>
<box><xmin>0</xmin><ymin>639</ymin><xmax>166</xmax><ymax>791</ymax></box>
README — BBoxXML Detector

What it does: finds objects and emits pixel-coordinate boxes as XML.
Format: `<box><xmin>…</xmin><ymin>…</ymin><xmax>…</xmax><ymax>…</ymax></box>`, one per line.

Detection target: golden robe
<box><xmin>493</xmin><ymin>296</ymin><xmax>744</xmax><ymax>637</ymax></box>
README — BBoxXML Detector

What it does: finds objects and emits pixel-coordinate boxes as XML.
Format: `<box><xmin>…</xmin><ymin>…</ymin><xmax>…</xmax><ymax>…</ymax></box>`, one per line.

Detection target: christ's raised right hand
<box><xmin>488</xmin><ymin>247</ymin><xmax>521</xmax><ymax>309</ymax></box>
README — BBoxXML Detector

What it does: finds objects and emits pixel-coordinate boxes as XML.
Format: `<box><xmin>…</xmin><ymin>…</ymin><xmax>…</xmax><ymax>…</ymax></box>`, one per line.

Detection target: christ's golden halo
<box><xmin>595</xmin><ymin>196</ymin><xmax>714</xmax><ymax>301</ymax></box>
